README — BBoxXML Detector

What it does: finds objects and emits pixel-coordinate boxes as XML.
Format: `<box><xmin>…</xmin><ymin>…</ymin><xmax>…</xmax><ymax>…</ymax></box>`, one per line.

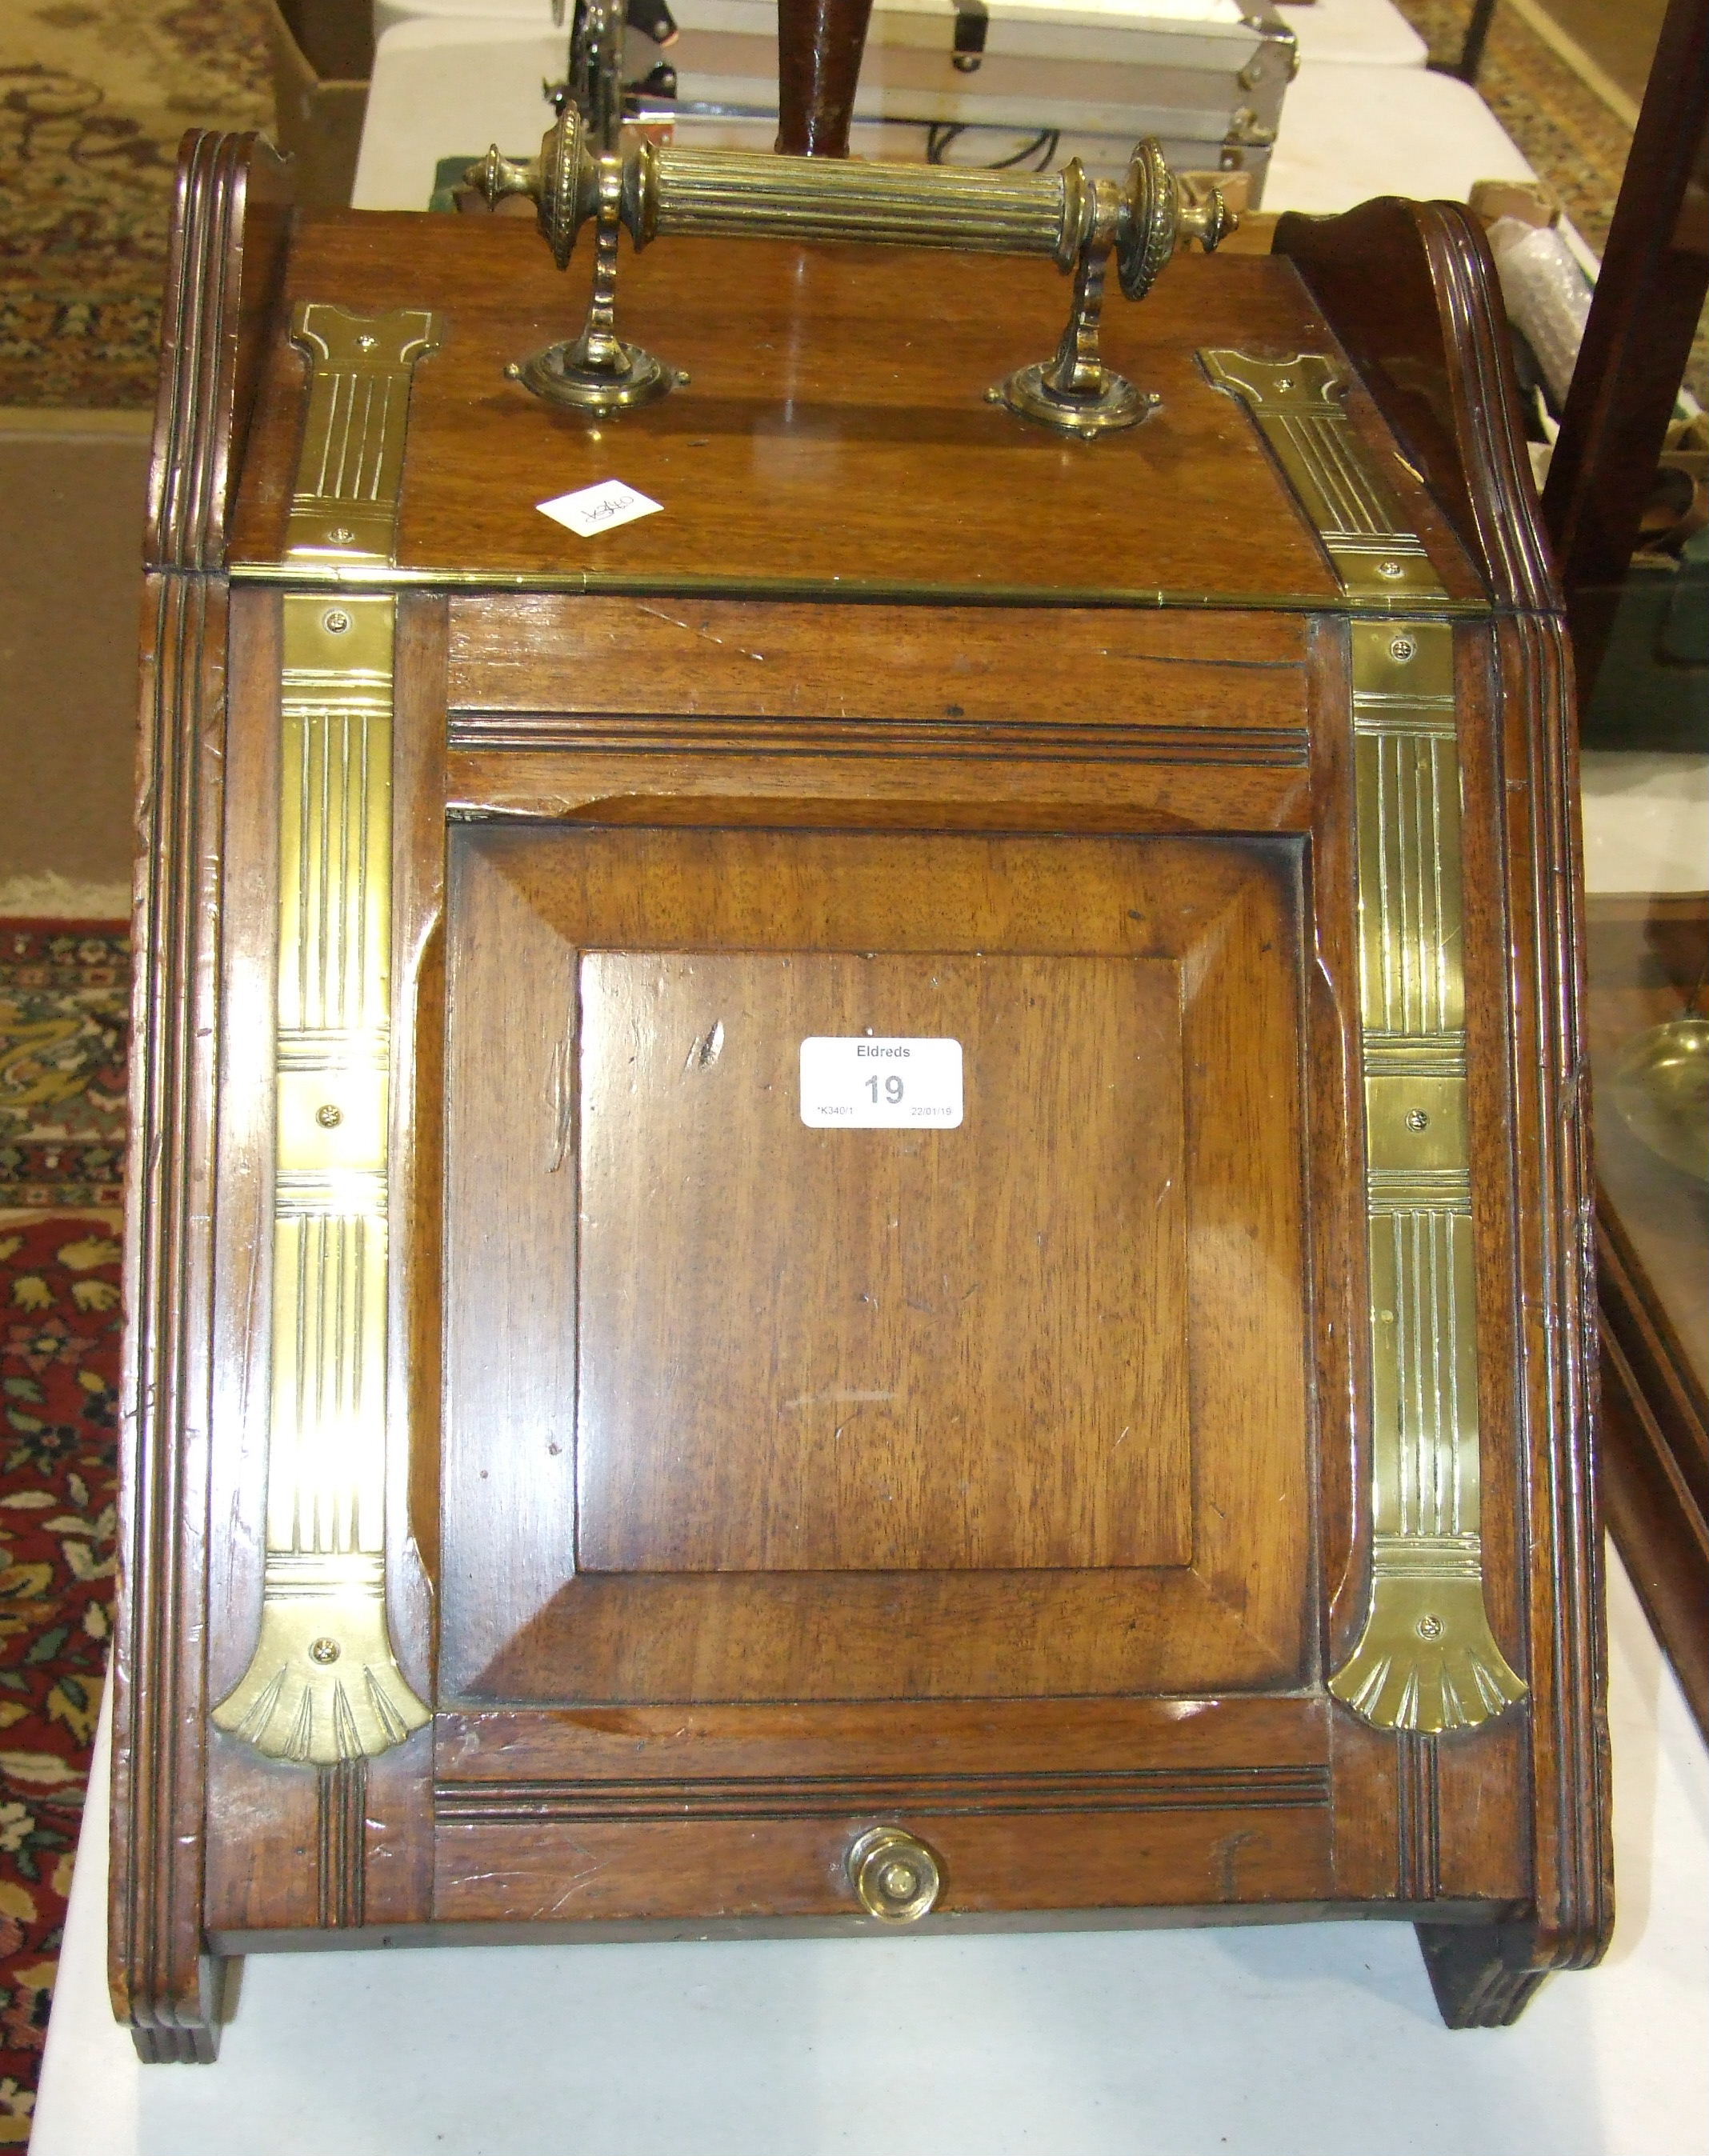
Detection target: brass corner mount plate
<box><xmin>1199</xmin><ymin>349</ymin><xmax>1447</xmax><ymax>603</ymax></box>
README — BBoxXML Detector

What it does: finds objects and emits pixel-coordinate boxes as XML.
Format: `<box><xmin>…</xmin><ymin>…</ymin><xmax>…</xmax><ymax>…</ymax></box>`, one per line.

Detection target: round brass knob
<box><xmin>846</xmin><ymin>1826</ymin><xmax>942</xmax><ymax>1923</ymax></box>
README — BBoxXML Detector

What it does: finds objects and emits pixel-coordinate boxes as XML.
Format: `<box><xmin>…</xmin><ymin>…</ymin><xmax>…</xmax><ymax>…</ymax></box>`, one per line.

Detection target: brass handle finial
<box><xmin>468</xmin><ymin>114</ymin><xmax>1234</xmax><ymax>434</ymax></box>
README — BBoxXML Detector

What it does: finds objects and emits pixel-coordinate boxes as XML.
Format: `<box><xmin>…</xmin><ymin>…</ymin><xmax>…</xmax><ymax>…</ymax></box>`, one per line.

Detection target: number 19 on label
<box><xmin>798</xmin><ymin>1037</ymin><xmax>964</xmax><ymax>1128</ymax></box>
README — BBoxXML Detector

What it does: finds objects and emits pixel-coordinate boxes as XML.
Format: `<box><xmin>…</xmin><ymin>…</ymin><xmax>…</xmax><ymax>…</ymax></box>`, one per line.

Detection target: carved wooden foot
<box><xmin>1416</xmin><ymin>1922</ymin><xmax>1551</xmax><ymax>2027</ymax></box>
<box><xmin>123</xmin><ymin>1953</ymin><xmax>225</xmax><ymax>2063</ymax></box>
<box><xmin>131</xmin><ymin>2020</ymin><xmax>219</xmax><ymax>2066</ymax></box>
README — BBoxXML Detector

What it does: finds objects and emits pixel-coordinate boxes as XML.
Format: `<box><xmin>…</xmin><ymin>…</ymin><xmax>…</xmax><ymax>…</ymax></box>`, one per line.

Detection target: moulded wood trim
<box><xmin>432</xmin><ymin>1763</ymin><xmax>1332</xmax><ymax>1826</ymax></box>
<box><xmin>1487</xmin><ymin>612</ymin><xmax>1612</xmax><ymax>1976</ymax></box>
<box><xmin>1273</xmin><ymin>198</ymin><xmax>1559</xmax><ymax>614</ymax></box>
<box><xmin>113</xmin><ymin>574</ymin><xmax>231</xmax><ymax>2061</ymax></box>
<box><xmin>146</xmin><ymin>130</ymin><xmax>293</xmax><ymax>574</ymax></box>
<box><xmin>444</xmin><ymin>749</ymin><xmax>1314</xmax><ymax>834</ymax></box>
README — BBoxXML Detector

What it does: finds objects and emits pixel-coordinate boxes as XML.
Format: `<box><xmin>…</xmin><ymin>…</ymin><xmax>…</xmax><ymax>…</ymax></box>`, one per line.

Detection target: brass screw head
<box><xmin>323</xmin><ymin>608</ymin><xmax>352</xmax><ymax>635</ymax></box>
<box><xmin>1390</xmin><ymin>634</ymin><xmax>1416</xmax><ymax>662</ymax></box>
<box><xmin>1416</xmin><ymin>1614</ymin><xmax>1445</xmax><ymax>1642</ymax></box>
<box><xmin>315</xmin><ymin>1102</ymin><xmax>343</xmax><ymax>1128</ymax></box>
<box><xmin>1406</xmin><ymin>1108</ymin><xmax>1430</xmax><ymax>1131</ymax></box>
<box><xmin>309</xmin><ymin>1637</ymin><xmax>341</xmax><ymax>1664</ymax></box>
<box><xmin>1376</xmin><ymin>559</ymin><xmax>1404</xmax><ymax>580</ymax></box>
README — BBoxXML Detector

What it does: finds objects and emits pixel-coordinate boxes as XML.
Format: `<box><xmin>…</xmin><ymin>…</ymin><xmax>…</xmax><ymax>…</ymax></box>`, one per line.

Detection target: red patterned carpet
<box><xmin>0</xmin><ymin>922</ymin><xmax>129</xmax><ymax>2146</ymax></box>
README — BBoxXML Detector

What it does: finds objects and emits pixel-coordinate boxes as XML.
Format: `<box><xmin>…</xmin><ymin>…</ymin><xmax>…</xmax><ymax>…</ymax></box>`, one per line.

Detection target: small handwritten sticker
<box><xmin>537</xmin><ymin>479</ymin><xmax>662</xmax><ymax>538</ymax></box>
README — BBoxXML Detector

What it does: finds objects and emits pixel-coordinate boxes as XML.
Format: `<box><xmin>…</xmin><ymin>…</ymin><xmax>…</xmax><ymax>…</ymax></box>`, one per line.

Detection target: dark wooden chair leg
<box><xmin>1427</xmin><ymin>0</ymin><xmax>1499</xmax><ymax>82</ymax></box>
<box><xmin>776</xmin><ymin>0</ymin><xmax>875</xmax><ymax>154</ymax></box>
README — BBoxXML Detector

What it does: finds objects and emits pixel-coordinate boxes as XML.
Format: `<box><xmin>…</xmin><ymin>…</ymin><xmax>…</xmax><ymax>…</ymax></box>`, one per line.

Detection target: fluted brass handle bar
<box><xmin>634</xmin><ymin>144</ymin><xmax>1088</xmax><ymax>266</ymax></box>
<box><xmin>470</xmin><ymin>111</ymin><xmax>1231</xmax><ymax>434</ymax></box>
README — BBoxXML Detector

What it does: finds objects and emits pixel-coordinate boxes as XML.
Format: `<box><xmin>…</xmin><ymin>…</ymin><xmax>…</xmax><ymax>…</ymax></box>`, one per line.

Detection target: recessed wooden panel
<box><xmin>575</xmin><ymin>950</ymin><xmax>1189</xmax><ymax>1574</ymax></box>
<box><xmin>441</xmin><ymin>825</ymin><xmax>1312</xmax><ymax>1702</ymax></box>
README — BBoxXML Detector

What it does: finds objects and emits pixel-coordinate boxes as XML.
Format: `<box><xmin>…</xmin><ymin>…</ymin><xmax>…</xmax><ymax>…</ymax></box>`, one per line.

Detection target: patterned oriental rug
<box><xmin>0</xmin><ymin>922</ymin><xmax>129</xmax><ymax>2147</ymax></box>
<box><xmin>1391</xmin><ymin>0</ymin><xmax>1633</xmax><ymax>253</ymax></box>
<box><xmin>0</xmin><ymin>0</ymin><xmax>1642</xmax><ymax>409</ymax></box>
<box><xmin>0</xmin><ymin>0</ymin><xmax>270</xmax><ymax>407</ymax></box>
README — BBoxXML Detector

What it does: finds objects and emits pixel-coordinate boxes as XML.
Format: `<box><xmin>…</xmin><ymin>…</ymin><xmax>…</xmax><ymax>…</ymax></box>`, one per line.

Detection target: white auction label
<box><xmin>799</xmin><ymin>1037</ymin><xmax>963</xmax><ymax>1128</ymax></box>
<box><xmin>537</xmin><ymin>478</ymin><xmax>662</xmax><ymax>538</ymax></box>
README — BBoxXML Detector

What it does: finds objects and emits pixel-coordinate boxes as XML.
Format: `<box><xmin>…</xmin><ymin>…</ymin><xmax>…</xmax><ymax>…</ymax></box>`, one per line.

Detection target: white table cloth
<box><xmin>33</xmin><ymin>1553</ymin><xmax>1708</xmax><ymax>2155</ymax></box>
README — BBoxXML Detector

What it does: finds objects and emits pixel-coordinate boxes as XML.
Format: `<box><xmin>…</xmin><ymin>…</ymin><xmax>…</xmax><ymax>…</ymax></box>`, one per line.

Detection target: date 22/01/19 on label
<box><xmin>798</xmin><ymin>1037</ymin><xmax>964</xmax><ymax>1129</ymax></box>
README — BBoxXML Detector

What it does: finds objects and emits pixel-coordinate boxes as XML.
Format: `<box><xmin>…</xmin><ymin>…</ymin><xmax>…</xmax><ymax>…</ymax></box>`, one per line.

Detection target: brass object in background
<box><xmin>1329</xmin><ymin>619</ymin><xmax>1527</xmax><ymax>1734</ymax></box>
<box><xmin>470</xmin><ymin>112</ymin><xmax>1231</xmax><ymax>434</ymax></box>
<box><xmin>1199</xmin><ymin>350</ymin><xmax>1447</xmax><ymax>601</ymax></box>
<box><xmin>847</xmin><ymin>1827</ymin><xmax>943</xmax><ymax>1922</ymax></box>
<box><xmin>211</xmin><ymin>594</ymin><xmax>430</xmax><ymax>1764</ymax></box>
<box><xmin>284</xmin><ymin>303</ymin><xmax>441</xmax><ymax>566</ymax></box>
<box><xmin>1610</xmin><ymin>1012</ymin><xmax>1709</xmax><ymax>1183</ymax></box>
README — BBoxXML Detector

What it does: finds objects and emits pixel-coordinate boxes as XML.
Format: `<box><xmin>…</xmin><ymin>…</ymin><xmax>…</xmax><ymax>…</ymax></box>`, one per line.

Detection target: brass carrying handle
<box><xmin>468</xmin><ymin>111</ymin><xmax>1233</xmax><ymax>436</ymax></box>
<box><xmin>475</xmin><ymin>114</ymin><xmax>1229</xmax><ymax>287</ymax></box>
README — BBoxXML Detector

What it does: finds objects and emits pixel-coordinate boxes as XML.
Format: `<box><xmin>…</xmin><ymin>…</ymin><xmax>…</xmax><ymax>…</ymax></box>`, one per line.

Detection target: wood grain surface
<box><xmin>574</xmin><ymin>948</ymin><xmax>1191</xmax><ymax>1574</ymax></box>
<box><xmin>430</xmin><ymin>1805</ymin><xmax>1336</xmax><ymax>1924</ymax></box>
<box><xmin>224</xmin><ymin>216</ymin><xmax>1484</xmax><ymax>603</ymax></box>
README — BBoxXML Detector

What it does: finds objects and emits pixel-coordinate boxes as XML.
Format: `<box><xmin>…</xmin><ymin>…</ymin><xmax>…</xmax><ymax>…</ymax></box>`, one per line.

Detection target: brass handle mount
<box><xmin>469</xmin><ymin>113</ymin><xmax>1232</xmax><ymax>436</ymax></box>
<box><xmin>846</xmin><ymin>1826</ymin><xmax>943</xmax><ymax>1922</ymax></box>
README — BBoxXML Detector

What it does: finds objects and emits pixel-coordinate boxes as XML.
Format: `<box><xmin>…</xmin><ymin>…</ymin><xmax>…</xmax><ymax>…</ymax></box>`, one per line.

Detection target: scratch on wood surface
<box><xmin>686</xmin><ymin>1018</ymin><xmax>725</xmax><ymax>1071</ymax></box>
<box><xmin>547</xmin><ymin>1036</ymin><xmax>572</xmax><ymax>1171</ymax></box>
<box><xmin>634</xmin><ymin>602</ymin><xmax>766</xmax><ymax>662</ymax></box>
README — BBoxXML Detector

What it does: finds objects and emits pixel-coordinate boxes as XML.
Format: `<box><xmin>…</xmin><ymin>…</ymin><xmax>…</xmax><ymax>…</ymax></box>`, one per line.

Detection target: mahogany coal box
<box><xmin>113</xmin><ymin>130</ymin><xmax>1609</xmax><ymax>2062</ymax></box>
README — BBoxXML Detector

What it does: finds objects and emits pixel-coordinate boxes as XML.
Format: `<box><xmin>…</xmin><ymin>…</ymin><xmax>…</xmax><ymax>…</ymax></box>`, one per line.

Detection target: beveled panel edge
<box><xmin>434</xmin><ymin>1692</ymin><xmax>1331</xmax><ymax>1778</ymax></box>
